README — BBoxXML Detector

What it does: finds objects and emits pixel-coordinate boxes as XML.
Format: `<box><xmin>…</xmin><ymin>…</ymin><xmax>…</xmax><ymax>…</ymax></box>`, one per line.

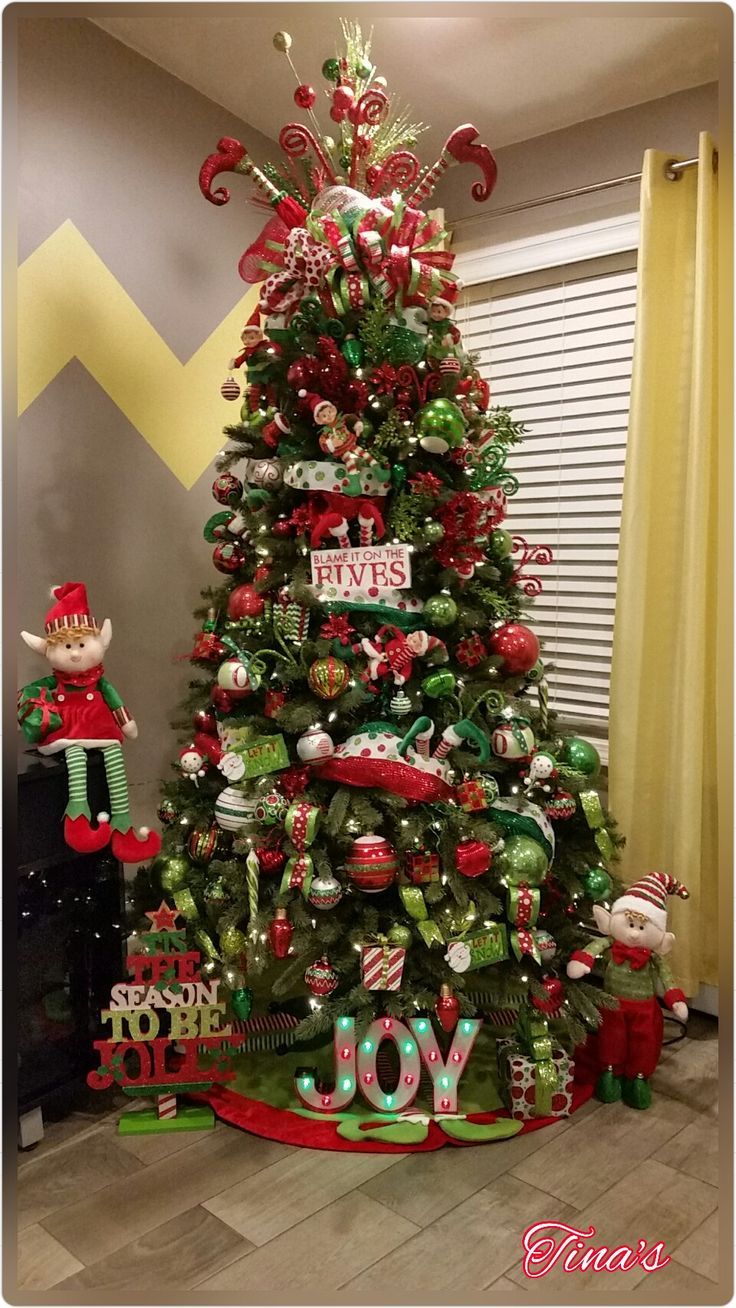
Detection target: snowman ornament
<box><xmin>521</xmin><ymin>749</ymin><xmax>559</xmax><ymax>797</ymax></box>
<box><xmin>18</xmin><ymin>582</ymin><xmax>161</xmax><ymax>862</ymax></box>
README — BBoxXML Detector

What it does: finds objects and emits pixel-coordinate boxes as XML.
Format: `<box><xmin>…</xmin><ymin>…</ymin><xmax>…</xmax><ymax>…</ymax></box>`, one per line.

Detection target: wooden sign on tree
<box><xmin>87</xmin><ymin>900</ymin><xmax>246</xmax><ymax>1134</ymax></box>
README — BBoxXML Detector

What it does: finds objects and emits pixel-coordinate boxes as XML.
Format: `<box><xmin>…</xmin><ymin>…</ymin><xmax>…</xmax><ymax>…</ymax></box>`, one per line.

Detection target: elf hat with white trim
<box><xmin>612</xmin><ymin>872</ymin><xmax>689</xmax><ymax>930</ymax></box>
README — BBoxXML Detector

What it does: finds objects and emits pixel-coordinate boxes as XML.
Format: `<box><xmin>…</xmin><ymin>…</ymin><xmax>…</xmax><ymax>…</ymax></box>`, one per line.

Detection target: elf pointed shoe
<box><xmin>111</xmin><ymin>826</ymin><xmax>162</xmax><ymax>864</ymax></box>
<box><xmin>64</xmin><ymin>813</ymin><xmax>112</xmax><ymax>854</ymax></box>
<box><xmin>622</xmin><ymin>1074</ymin><xmax>652</xmax><ymax>1110</ymax></box>
<box><xmin>595</xmin><ymin>1066</ymin><xmax>623</xmax><ymax>1103</ymax></box>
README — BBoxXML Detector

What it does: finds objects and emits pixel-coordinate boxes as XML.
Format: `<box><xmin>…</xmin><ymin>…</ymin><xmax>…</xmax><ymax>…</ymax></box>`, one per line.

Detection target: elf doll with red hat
<box><xmin>18</xmin><ymin>583</ymin><xmax>161</xmax><ymax>863</ymax></box>
<box><xmin>566</xmin><ymin>872</ymin><xmax>689</xmax><ymax>1109</ymax></box>
<box><xmin>298</xmin><ymin>390</ymin><xmax>386</xmax><ymax>491</ymax></box>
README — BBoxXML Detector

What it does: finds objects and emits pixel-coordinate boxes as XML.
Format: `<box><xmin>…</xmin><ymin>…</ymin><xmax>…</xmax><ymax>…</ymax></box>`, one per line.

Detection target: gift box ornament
<box><xmin>404</xmin><ymin>849</ymin><xmax>440</xmax><ymax>885</ymax></box>
<box><xmin>497</xmin><ymin>1037</ymin><xmax>574</xmax><ymax>1121</ymax></box>
<box><xmin>455</xmin><ymin>778</ymin><xmax>487</xmax><ymax>812</ymax></box>
<box><xmin>361</xmin><ymin>939</ymin><xmax>406</xmax><ymax>991</ymax></box>
<box><xmin>444</xmin><ymin>923</ymin><xmax>508</xmax><ymax>973</ymax></box>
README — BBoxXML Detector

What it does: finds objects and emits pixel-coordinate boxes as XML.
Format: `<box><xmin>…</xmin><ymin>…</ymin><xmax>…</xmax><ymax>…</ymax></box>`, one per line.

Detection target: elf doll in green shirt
<box><xmin>18</xmin><ymin>582</ymin><xmax>161</xmax><ymax>863</ymax></box>
<box><xmin>567</xmin><ymin>872</ymin><xmax>689</xmax><ymax>1109</ymax></box>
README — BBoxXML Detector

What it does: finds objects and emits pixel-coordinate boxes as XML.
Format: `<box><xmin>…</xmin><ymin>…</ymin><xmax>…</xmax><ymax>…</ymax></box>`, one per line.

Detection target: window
<box><xmin>456</xmin><ymin>252</ymin><xmax>637</xmax><ymax>745</ymax></box>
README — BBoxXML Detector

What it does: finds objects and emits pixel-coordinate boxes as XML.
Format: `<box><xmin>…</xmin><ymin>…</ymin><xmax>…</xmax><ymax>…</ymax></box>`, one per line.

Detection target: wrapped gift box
<box><xmin>497</xmin><ymin>1037</ymin><xmax>574</xmax><ymax>1121</ymax></box>
<box><xmin>361</xmin><ymin>943</ymin><xmax>406</xmax><ymax>991</ymax></box>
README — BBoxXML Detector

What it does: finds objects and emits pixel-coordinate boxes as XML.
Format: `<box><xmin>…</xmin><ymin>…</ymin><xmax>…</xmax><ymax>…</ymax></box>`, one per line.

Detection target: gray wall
<box><xmin>13</xmin><ymin>15</ymin><xmax>275</xmax><ymax>812</ymax></box>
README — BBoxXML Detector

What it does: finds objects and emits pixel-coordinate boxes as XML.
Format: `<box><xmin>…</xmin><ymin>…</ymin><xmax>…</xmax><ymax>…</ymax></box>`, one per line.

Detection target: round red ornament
<box><xmin>435</xmin><ymin>983</ymin><xmax>460</xmax><ymax>1033</ymax></box>
<box><xmin>531</xmin><ymin>975</ymin><xmax>565</xmax><ymax>1016</ymax></box>
<box><xmin>286</xmin><ymin>359</ymin><xmax>312</xmax><ymax>390</ymax></box>
<box><xmin>455</xmin><ymin>839</ymin><xmax>492</xmax><ymax>879</ymax></box>
<box><xmin>193</xmin><ymin>709</ymin><xmax>217</xmax><ymax>735</ymax></box>
<box><xmin>210</xmin><ymin>685</ymin><xmax>233</xmax><ymax>713</ymax></box>
<box><xmin>487</xmin><ymin>623</ymin><xmax>540</xmax><ymax>676</ymax></box>
<box><xmin>294</xmin><ymin>83</ymin><xmax>316</xmax><ymax>109</ymax></box>
<box><xmin>332</xmin><ymin>84</ymin><xmax>355</xmax><ymax>114</ymax></box>
<box><xmin>187</xmin><ymin>824</ymin><xmax>224</xmax><ymax>865</ymax></box>
<box><xmin>227</xmin><ymin>584</ymin><xmax>265</xmax><ymax>620</ymax></box>
<box><xmin>304</xmin><ymin>954</ymin><xmax>339</xmax><ymax>996</ymax></box>
<box><xmin>345</xmin><ymin>835</ymin><xmax>398</xmax><ymax>893</ymax></box>
<box><xmin>212</xmin><ymin>473</ymin><xmax>243</xmax><ymax>506</ymax></box>
<box><xmin>212</xmin><ymin>541</ymin><xmax>245</xmax><ymax>574</ymax></box>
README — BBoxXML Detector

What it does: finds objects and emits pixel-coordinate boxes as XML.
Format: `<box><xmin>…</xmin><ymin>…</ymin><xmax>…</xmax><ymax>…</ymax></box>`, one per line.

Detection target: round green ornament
<box><xmin>355</xmin><ymin>56</ymin><xmax>372</xmax><ymax>78</ymax></box>
<box><xmin>560</xmin><ymin>736</ymin><xmax>601</xmax><ymax>777</ymax></box>
<box><xmin>322</xmin><ymin>57</ymin><xmax>340</xmax><ymax>81</ymax></box>
<box><xmin>422</xmin><ymin>520</ymin><xmax>445</xmax><ymax>544</ymax></box>
<box><xmin>525</xmin><ymin>658</ymin><xmax>545</xmax><ymax>685</ymax></box>
<box><xmin>339</xmin><ymin>153</ymin><xmax>351</xmax><ymax>171</ymax></box>
<box><xmin>385</xmin><ymin>325</ymin><xmax>425</xmax><ymax>366</ymax></box>
<box><xmin>496</xmin><ymin>834</ymin><xmax>549</xmax><ymax>886</ymax></box>
<box><xmin>387</xmin><ymin>923</ymin><xmax>413</xmax><ymax>949</ymax></box>
<box><xmin>490</xmin><ymin>528</ymin><xmax>513</xmax><ymax>560</ymax></box>
<box><xmin>220</xmin><ymin>924</ymin><xmax>248</xmax><ymax>960</ymax></box>
<box><xmin>157</xmin><ymin>854</ymin><xmax>190</xmax><ymax>893</ymax></box>
<box><xmin>423</xmin><ymin>593</ymin><xmax>458</xmax><ymax>627</ymax></box>
<box><xmin>421</xmin><ymin>668</ymin><xmax>456</xmax><ymax>699</ymax></box>
<box><xmin>417</xmin><ymin>398</ymin><xmax>465</xmax><ymax>454</ymax></box>
<box><xmin>584</xmin><ymin>866</ymin><xmax>613</xmax><ymax>901</ymax></box>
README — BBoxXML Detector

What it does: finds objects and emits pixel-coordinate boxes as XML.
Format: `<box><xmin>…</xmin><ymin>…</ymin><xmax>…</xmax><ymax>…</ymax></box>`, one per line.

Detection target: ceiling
<box><xmin>94</xmin><ymin>5</ymin><xmax>721</xmax><ymax>158</ymax></box>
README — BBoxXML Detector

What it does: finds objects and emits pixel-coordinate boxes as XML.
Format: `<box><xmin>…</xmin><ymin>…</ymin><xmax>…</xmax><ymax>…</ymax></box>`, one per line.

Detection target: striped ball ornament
<box><xmin>304</xmin><ymin>954</ymin><xmax>339</xmax><ymax>996</ymax></box>
<box><xmin>345</xmin><ymin>835</ymin><xmax>398</xmax><ymax>893</ymax></box>
<box><xmin>214</xmin><ymin>785</ymin><xmax>252</xmax><ymax>832</ymax></box>
<box><xmin>220</xmin><ymin>376</ymin><xmax>241</xmax><ymax>401</ymax></box>
<box><xmin>308</xmin><ymin>873</ymin><xmax>343</xmax><ymax>910</ymax></box>
<box><xmin>307</xmin><ymin>656</ymin><xmax>350</xmax><ymax>700</ymax></box>
<box><xmin>187</xmin><ymin>824</ymin><xmax>225</xmax><ymax>864</ymax></box>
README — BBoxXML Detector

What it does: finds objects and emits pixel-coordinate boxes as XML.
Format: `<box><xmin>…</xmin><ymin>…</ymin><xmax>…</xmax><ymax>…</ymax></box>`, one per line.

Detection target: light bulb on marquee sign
<box><xmin>295</xmin><ymin>1015</ymin><xmax>481</xmax><ymax>1114</ymax></box>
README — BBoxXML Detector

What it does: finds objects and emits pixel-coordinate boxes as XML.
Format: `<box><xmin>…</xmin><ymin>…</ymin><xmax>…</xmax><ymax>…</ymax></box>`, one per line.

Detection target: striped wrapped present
<box><xmin>198</xmin><ymin>1011</ymin><xmax>300</xmax><ymax>1056</ymax></box>
<box><xmin>361</xmin><ymin>941</ymin><xmax>406</xmax><ymax>991</ymax></box>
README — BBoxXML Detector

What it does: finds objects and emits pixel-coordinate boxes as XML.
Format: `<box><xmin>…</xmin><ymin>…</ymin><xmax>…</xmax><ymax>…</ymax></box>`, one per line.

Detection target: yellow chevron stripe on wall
<box><xmin>18</xmin><ymin>220</ymin><xmax>259</xmax><ymax>488</ymax></box>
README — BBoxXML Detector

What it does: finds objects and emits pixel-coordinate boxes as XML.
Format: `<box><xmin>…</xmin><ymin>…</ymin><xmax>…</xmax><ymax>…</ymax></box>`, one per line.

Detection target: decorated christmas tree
<box><xmin>138</xmin><ymin>23</ymin><xmax>623</xmax><ymax>1125</ymax></box>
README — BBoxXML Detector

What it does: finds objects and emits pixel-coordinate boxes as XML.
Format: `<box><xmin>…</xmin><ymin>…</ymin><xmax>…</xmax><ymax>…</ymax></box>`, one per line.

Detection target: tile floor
<box><xmin>11</xmin><ymin>1014</ymin><xmax>728</xmax><ymax>1305</ymax></box>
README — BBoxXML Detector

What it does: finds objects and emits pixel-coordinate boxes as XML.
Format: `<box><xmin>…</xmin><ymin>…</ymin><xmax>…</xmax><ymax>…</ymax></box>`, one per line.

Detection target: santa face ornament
<box><xmin>18</xmin><ymin>582</ymin><xmax>161</xmax><ymax>863</ymax></box>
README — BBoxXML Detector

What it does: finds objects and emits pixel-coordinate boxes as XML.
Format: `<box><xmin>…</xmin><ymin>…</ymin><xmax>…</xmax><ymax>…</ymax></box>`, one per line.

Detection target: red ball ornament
<box><xmin>487</xmin><ymin>622</ymin><xmax>540</xmax><ymax>676</ymax></box>
<box><xmin>212</xmin><ymin>473</ymin><xmax>243</xmax><ymax>506</ymax></box>
<box><xmin>272</xmin><ymin>518</ymin><xmax>293</xmax><ymax>538</ymax></box>
<box><xmin>269</xmin><ymin>908</ymin><xmax>293</xmax><ymax>959</ymax></box>
<box><xmin>304</xmin><ymin>954</ymin><xmax>339</xmax><ymax>996</ymax></box>
<box><xmin>210</xmin><ymin>685</ymin><xmax>233</xmax><ymax>713</ymax></box>
<box><xmin>212</xmin><ymin>541</ymin><xmax>245</xmax><ymax>574</ymax></box>
<box><xmin>455</xmin><ymin>839</ymin><xmax>492</xmax><ymax>879</ymax></box>
<box><xmin>227</xmin><ymin>584</ymin><xmax>265</xmax><ymax>620</ymax></box>
<box><xmin>193</xmin><ymin>709</ymin><xmax>217</xmax><ymax>735</ymax></box>
<box><xmin>345</xmin><ymin>835</ymin><xmax>398</xmax><ymax>893</ymax></box>
<box><xmin>332</xmin><ymin>84</ymin><xmax>355</xmax><ymax>113</ymax></box>
<box><xmin>286</xmin><ymin>359</ymin><xmax>312</xmax><ymax>390</ymax></box>
<box><xmin>294</xmin><ymin>83</ymin><xmax>316</xmax><ymax>109</ymax></box>
<box><xmin>435</xmin><ymin>984</ymin><xmax>460</xmax><ymax>1033</ymax></box>
<box><xmin>531</xmin><ymin>975</ymin><xmax>565</xmax><ymax>1016</ymax></box>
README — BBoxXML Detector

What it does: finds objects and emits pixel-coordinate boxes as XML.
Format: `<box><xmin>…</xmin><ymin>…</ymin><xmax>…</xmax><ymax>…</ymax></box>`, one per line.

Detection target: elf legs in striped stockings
<box><xmin>101</xmin><ymin>744</ymin><xmax>161</xmax><ymax>863</ymax></box>
<box><xmin>62</xmin><ymin>744</ymin><xmax>112</xmax><ymax>853</ymax></box>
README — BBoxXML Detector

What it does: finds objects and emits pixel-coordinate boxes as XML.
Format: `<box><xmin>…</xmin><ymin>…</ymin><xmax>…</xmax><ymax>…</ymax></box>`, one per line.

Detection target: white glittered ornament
<box><xmin>296</xmin><ymin>727</ymin><xmax>335</xmax><ymax>764</ymax></box>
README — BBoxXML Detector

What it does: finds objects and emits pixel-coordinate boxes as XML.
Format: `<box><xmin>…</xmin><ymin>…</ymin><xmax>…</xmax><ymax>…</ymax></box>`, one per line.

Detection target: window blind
<box><xmin>456</xmin><ymin>254</ymin><xmax>637</xmax><ymax>740</ymax></box>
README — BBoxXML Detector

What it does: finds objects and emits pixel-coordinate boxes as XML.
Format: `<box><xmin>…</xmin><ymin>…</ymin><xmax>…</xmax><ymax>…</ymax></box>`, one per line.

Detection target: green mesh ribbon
<box><xmin>399</xmin><ymin>884</ymin><xmax>444</xmax><ymax>947</ymax></box>
<box><xmin>580</xmin><ymin>789</ymin><xmax>615</xmax><ymax>862</ymax></box>
<box><xmin>515</xmin><ymin>1008</ymin><xmax>558</xmax><ymax>1116</ymax></box>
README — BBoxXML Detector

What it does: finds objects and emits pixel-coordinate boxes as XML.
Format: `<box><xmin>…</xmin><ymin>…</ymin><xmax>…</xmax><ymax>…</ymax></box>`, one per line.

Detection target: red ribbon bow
<box><xmin>611</xmin><ymin>941</ymin><xmax>652</xmax><ymax>970</ymax></box>
<box><xmin>18</xmin><ymin>686</ymin><xmax>57</xmax><ymax>738</ymax></box>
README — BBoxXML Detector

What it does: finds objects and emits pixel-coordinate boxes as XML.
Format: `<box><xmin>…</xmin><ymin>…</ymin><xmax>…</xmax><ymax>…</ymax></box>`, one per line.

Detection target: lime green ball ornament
<box><xmin>220</xmin><ymin>924</ymin><xmax>248</xmax><ymax>960</ymax></box>
<box><xmin>421</xmin><ymin>668</ymin><xmax>456</xmax><ymax>699</ymax></box>
<box><xmin>387</xmin><ymin>923</ymin><xmax>412</xmax><ymax>949</ymax></box>
<box><xmin>423</xmin><ymin>593</ymin><xmax>458</xmax><ymax>627</ymax></box>
<box><xmin>417</xmin><ymin>398</ymin><xmax>465</xmax><ymax>454</ymax></box>
<box><xmin>560</xmin><ymin>736</ymin><xmax>601</xmax><ymax>777</ymax></box>
<box><xmin>490</xmin><ymin>528</ymin><xmax>513</xmax><ymax>560</ymax></box>
<box><xmin>322</xmin><ymin>57</ymin><xmax>340</xmax><ymax>81</ymax></box>
<box><xmin>497</xmin><ymin>834</ymin><xmax>549</xmax><ymax>886</ymax></box>
<box><xmin>422</xmin><ymin>520</ymin><xmax>445</xmax><ymax>544</ymax></box>
<box><xmin>156</xmin><ymin>854</ymin><xmax>190</xmax><ymax>893</ymax></box>
<box><xmin>584</xmin><ymin>866</ymin><xmax>613</xmax><ymax>901</ymax></box>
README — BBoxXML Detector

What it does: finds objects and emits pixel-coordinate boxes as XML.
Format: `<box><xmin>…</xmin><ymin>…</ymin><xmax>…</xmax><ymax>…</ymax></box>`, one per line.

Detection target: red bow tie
<box><xmin>611</xmin><ymin>940</ymin><xmax>652</xmax><ymax>970</ymax></box>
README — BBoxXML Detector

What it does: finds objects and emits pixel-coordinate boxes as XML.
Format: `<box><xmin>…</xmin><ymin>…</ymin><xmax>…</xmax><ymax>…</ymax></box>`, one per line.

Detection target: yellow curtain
<box><xmin>609</xmin><ymin>133</ymin><xmax>730</xmax><ymax>995</ymax></box>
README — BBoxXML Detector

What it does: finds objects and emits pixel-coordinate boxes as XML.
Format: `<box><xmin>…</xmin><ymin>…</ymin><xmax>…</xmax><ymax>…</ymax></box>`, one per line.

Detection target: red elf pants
<box><xmin>597</xmin><ymin>995</ymin><xmax>664</xmax><ymax>1079</ymax></box>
